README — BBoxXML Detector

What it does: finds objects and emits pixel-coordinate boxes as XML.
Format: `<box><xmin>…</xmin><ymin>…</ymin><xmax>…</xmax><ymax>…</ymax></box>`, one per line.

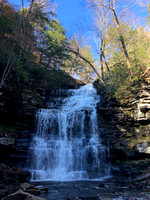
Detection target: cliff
<box><xmin>94</xmin><ymin>74</ymin><xmax>150</xmax><ymax>179</ymax></box>
<box><xmin>0</xmin><ymin>69</ymin><xmax>83</xmax><ymax>166</ymax></box>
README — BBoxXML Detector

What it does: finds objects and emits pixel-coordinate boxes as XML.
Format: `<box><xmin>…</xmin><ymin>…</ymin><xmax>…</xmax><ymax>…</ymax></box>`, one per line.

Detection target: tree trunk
<box><xmin>101</xmin><ymin>8</ymin><xmax>121</xmax><ymax>64</ymax></box>
<box><xmin>111</xmin><ymin>8</ymin><xmax>133</xmax><ymax>79</ymax></box>
<box><xmin>100</xmin><ymin>38</ymin><xmax>111</xmax><ymax>78</ymax></box>
<box><xmin>68</xmin><ymin>48</ymin><xmax>105</xmax><ymax>86</ymax></box>
<box><xmin>100</xmin><ymin>39</ymin><xmax>104</xmax><ymax>80</ymax></box>
<box><xmin>103</xmin><ymin>54</ymin><xmax>111</xmax><ymax>78</ymax></box>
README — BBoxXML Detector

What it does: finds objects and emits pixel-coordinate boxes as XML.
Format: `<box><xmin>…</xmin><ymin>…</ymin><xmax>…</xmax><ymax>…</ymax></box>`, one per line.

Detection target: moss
<box><xmin>124</xmin><ymin>110</ymin><xmax>132</xmax><ymax>117</ymax></box>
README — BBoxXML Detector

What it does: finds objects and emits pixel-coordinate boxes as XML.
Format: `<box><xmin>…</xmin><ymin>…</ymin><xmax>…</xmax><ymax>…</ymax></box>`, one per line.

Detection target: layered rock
<box><xmin>0</xmin><ymin>70</ymin><xmax>84</xmax><ymax>167</ymax></box>
<box><xmin>93</xmin><ymin>78</ymin><xmax>150</xmax><ymax>180</ymax></box>
<box><xmin>94</xmin><ymin>78</ymin><xmax>150</xmax><ymax>157</ymax></box>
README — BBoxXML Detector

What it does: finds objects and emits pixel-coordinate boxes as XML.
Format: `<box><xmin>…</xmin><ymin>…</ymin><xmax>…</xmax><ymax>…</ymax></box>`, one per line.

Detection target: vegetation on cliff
<box><xmin>0</xmin><ymin>0</ymin><xmax>69</xmax><ymax>88</ymax></box>
<box><xmin>86</xmin><ymin>0</ymin><xmax>150</xmax><ymax>101</ymax></box>
<box><xmin>0</xmin><ymin>0</ymin><xmax>96</xmax><ymax>92</ymax></box>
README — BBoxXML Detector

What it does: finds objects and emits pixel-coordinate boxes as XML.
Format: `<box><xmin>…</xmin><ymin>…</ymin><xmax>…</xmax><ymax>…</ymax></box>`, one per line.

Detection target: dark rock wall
<box><xmin>94</xmin><ymin>79</ymin><xmax>150</xmax><ymax>179</ymax></box>
<box><xmin>94</xmin><ymin>79</ymin><xmax>150</xmax><ymax>158</ymax></box>
<box><xmin>0</xmin><ymin>71</ymin><xmax>83</xmax><ymax>167</ymax></box>
<box><xmin>1</xmin><ymin>71</ymin><xmax>149</xmax><ymax>179</ymax></box>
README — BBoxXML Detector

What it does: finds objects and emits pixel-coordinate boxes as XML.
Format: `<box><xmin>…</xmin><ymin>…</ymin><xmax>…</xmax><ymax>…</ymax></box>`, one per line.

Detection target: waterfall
<box><xmin>29</xmin><ymin>84</ymin><xmax>110</xmax><ymax>181</ymax></box>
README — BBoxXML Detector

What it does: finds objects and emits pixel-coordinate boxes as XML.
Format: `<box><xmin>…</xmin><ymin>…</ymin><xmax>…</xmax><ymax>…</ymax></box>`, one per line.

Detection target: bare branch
<box><xmin>67</xmin><ymin>47</ymin><xmax>105</xmax><ymax>86</ymax></box>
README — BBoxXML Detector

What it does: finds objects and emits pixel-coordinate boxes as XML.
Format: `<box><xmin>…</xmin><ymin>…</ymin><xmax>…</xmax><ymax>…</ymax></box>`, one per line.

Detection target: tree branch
<box><xmin>66</xmin><ymin>48</ymin><xmax>105</xmax><ymax>86</ymax></box>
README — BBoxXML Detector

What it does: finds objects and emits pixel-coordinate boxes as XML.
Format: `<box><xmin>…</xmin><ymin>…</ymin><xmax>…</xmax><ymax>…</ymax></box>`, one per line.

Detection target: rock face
<box><xmin>95</xmin><ymin>79</ymin><xmax>150</xmax><ymax>159</ymax></box>
<box><xmin>0</xmin><ymin>164</ymin><xmax>31</xmax><ymax>185</ymax></box>
<box><xmin>131</xmin><ymin>85</ymin><xmax>150</xmax><ymax>122</ymax></box>
<box><xmin>92</xmin><ymin>79</ymin><xmax>150</xmax><ymax>181</ymax></box>
<box><xmin>0</xmin><ymin>163</ymin><xmax>31</xmax><ymax>199</ymax></box>
<box><xmin>0</xmin><ymin>72</ymin><xmax>84</xmax><ymax>199</ymax></box>
<box><xmin>0</xmin><ymin>70</ymin><xmax>84</xmax><ymax>167</ymax></box>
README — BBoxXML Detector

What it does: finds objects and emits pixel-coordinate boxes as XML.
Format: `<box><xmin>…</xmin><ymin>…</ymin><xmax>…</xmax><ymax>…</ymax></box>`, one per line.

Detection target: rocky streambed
<box><xmin>25</xmin><ymin>179</ymin><xmax>150</xmax><ymax>200</ymax></box>
<box><xmin>2</xmin><ymin>177</ymin><xmax>150</xmax><ymax>200</ymax></box>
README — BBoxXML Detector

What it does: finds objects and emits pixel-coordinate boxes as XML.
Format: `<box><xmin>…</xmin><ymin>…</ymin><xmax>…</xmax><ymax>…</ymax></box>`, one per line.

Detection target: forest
<box><xmin>0</xmin><ymin>0</ymin><xmax>149</xmax><ymax>101</ymax></box>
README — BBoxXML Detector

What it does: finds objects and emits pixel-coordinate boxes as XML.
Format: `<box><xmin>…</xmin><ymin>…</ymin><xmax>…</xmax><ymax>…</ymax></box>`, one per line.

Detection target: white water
<box><xmin>29</xmin><ymin>84</ymin><xmax>110</xmax><ymax>181</ymax></box>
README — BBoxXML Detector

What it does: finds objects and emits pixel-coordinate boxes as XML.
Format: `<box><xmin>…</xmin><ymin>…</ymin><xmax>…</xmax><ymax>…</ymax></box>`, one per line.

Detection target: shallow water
<box><xmin>33</xmin><ymin>180</ymin><xmax>150</xmax><ymax>200</ymax></box>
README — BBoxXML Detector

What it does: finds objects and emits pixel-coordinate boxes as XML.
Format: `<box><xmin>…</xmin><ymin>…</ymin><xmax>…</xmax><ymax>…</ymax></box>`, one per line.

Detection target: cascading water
<box><xmin>29</xmin><ymin>84</ymin><xmax>110</xmax><ymax>181</ymax></box>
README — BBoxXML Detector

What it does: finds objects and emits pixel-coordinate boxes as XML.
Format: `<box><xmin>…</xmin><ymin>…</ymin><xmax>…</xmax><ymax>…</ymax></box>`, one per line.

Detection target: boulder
<box><xmin>24</xmin><ymin>188</ymin><xmax>41</xmax><ymax>196</ymax></box>
<box><xmin>20</xmin><ymin>182</ymin><xmax>48</xmax><ymax>195</ymax></box>
<box><xmin>134</xmin><ymin>141</ymin><xmax>150</xmax><ymax>154</ymax></box>
<box><xmin>0</xmin><ymin>164</ymin><xmax>31</xmax><ymax>185</ymax></box>
<box><xmin>20</xmin><ymin>182</ymin><xmax>33</xmax><ymax>190</ymax></box>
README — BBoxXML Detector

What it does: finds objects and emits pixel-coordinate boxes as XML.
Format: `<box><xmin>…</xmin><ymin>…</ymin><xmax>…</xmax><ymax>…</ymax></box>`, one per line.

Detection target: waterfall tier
<box><xmin>29</xmin><ymin>84</ymin><xmax>110</xmax><ymax>181</ymax></box>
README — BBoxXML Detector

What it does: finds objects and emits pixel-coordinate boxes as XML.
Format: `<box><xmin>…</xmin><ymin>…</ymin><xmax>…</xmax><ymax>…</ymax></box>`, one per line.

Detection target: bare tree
<box><xmin>65</xmin><ymin>18</ymin><xmax>105</xmax><ymax>84</ymax></box>
<box><xmin>0</xmin><ymin>55</ymin><xmax>16</xmax><ymax>89</ymax></box>
<box><xmin>86</xmin><ymin>0</ymin><xmax>134</xmax><ymax>79</ymax></box>
<box><xmin>108</xmin><ymin>0</ymin><xmax>133</xmax><ymax>78</ymax></box>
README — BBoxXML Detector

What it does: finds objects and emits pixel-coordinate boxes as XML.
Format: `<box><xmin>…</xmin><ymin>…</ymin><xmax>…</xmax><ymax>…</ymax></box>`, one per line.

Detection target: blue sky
<box><xmin>54</xmin><ymin>0</ymin><xmax>92</xmax><ymax>39</ymax></box>
<box><xmin>8</xmin><ymin>0</ymin><xmax>149</xmax><ymax>55</ymax></box>
<box><xmin>8</xmin><ymin>0</ymin><xmax>91</xmax><ymax>37</ymax></box>
<box><xmin>8</xmin><ymin>1</ymin><xmax>149</xmax><ymax>33</ymax></box>
<box><xmin>55</xmin><ymin>0</ymin><xmax>86</xmax><ymax>26</ymax></box>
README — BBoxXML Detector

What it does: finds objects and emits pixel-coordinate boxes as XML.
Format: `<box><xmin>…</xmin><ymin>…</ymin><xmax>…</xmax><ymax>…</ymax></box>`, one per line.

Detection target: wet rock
<box><xmin>20</xmin><ymin>182</ymin><xmax>33</xmax><ymax>190</ymax></box>
<box><xmin>24</xmin><ymin>188</ymin><xmax>41</xmax><ymax>196</ymax></box>
<box><xmin>2</xmin><ymin>189</ymin><xmax>46</xmax><ymax>200</ymax></box>
<box><xmin>130</xmin><ymin>86</ymin><xmax>150</xmax><ymax>122</ymax></box>
<box><xmin>98</xmin><ymin>92</ymin><xmax>150</xmax><ymax>159</ymax></box>
<box><xmin>0</xmin><ymin>138</ymin><xmax>15</xmax><ymax>145</ymax></box>
<box><xmin>21</xmin><ymin>183</ymin><xmax>48</xmax><ymax>195</ymax></box>
<box><xmin>36</xmin><ymin>186</ymin><xmax>48</xmax><ymax>193</ymax></box>
<box><xmin>0</xmin><ymin>164</ymin><xmax>31</xmax><ymax>185</ymax></box>
<box><xmin>0</xmin><ymin>166</ymin><xmax>31</xmax><ymax>198</ymax></box>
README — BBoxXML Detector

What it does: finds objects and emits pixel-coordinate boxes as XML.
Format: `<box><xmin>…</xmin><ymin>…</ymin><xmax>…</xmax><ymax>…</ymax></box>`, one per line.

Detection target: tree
<box><xmin>0</xmin><ymin>0</ymin><xmax>69</xmax><ymax>89</ymax></box>
<box><xmin>37</xmin><ymin>19</ymin><xmax>69</xmax><ymax>68</ymax></box>
<box><xmin>63</xmin><ymin>37</ymin><xmax>105</xmax><ymax>85</ymax></box>
<box><xmin>0</xmin><ymin>1</ymin><xmax>25</xmax><ymax>88</ymax></box>
<box><xmin>86</xmin><ymin>0</ymin><xmax>134</xmax><ymax>79</ymax></box>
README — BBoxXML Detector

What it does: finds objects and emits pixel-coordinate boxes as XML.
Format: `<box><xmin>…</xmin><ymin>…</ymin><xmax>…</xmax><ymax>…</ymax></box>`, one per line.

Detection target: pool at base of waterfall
<box><xmin>30</xmin><ymin>170</ymin><xmax>112</xmax><ymax>182</ymax></box>
<box><xmin>32</xmin><ymin>180</ymin><xmax>150</xmax><ymax>200</ymax></box>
